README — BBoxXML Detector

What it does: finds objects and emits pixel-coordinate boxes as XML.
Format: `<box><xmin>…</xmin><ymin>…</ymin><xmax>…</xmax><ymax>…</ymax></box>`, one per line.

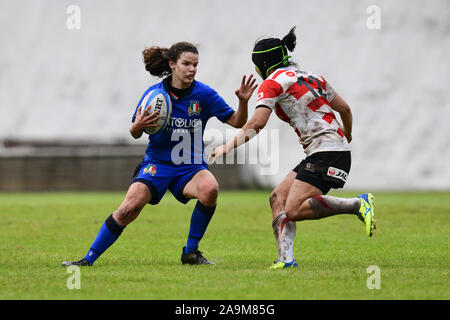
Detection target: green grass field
<box><xmin>0</xmin><ymin>191</ymin><xmax>448</xmax><ymax>300</ymax></box>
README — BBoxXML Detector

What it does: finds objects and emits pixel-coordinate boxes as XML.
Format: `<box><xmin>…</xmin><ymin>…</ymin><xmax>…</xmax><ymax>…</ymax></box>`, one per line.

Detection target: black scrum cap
<box><xmin>252</xmin><ymin>27</ymin><xmax>297</xmax><ymax>79</ymax></box>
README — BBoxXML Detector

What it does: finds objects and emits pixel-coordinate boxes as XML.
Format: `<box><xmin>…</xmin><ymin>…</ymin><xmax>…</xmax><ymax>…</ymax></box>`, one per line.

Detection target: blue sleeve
<box><xmin>207</xmin><ymin>89</ymin><xmax>235</xmax><ymax>123</ymax></box>
<box><xmin>131</xmin><ymin>105</ymin><xmax>139</xmax><ymax>123</ymax></box>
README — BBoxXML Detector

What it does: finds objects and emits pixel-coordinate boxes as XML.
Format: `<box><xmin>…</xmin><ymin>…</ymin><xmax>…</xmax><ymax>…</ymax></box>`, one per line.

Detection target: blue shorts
<box><xmin>131</xmin><ymin>159</ymin><xmax>208</xmax><ymax>205</ymax></box>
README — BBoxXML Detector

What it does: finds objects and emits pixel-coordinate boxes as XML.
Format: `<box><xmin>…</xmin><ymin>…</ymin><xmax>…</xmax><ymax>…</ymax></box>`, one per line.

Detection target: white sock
<box><xmin>272</xmin><ymin>211</ymin><xmax>296</xmax><ymax>263</ymax></box>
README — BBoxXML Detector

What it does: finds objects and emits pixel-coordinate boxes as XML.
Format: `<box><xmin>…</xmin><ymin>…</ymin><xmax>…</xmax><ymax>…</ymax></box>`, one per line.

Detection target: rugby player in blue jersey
<box><xmin>62</xmin><ymin>42</ymin><xmax>257</xmax><ymax>266</ymax></box>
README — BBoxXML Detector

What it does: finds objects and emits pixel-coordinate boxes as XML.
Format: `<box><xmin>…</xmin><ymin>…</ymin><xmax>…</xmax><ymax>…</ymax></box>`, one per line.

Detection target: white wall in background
<box><xmin>0</xmin><ymin>0</ymin><xmax>449</xmax><ymax>189</ymax></box>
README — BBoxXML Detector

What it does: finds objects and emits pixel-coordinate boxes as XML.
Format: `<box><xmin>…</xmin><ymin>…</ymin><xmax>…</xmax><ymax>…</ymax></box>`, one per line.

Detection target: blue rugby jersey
<box><xmin>132</xmin><ymin>78</ymin><xmax>235</xmax><ymax>164</ymax></box>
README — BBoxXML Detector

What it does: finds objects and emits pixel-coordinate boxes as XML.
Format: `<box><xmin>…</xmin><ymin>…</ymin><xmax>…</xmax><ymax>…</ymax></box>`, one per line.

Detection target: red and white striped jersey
<box><xmin>256</xmin><ymin>66</ymin><xmax>350</xmax><ymax>156</ymax></box>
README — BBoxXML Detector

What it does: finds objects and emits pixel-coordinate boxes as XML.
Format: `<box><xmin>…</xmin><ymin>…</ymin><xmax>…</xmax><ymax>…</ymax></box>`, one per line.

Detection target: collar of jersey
<box><xmin>163</xmin><ymin>75</ymin><xmax>195</xmax><ymax>101</ymax></box>
<box><xmin>267</xmin><ymin>66</ymin><xmax>297</xmax><ymax>79</ymax></box>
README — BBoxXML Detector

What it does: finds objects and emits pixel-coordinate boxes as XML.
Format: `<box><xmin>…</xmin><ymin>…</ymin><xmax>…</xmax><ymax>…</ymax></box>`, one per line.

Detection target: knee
<box><xmin>285</xmin><ymin>198</ymin><xmax>310</xmax><ymax>221</ymax></box>
<box><xmin>269</xmin><ymin>190</ymin><xmax>285</xmax><ymax>210</ymax></box>
<box><xmin>269</xmin><ymin>191</ymin><xmax>277</xmax><ymax>208</ymax></box>
<box><xmin>114</xmin><ymin>200</ymin><xmax>142</xmax><ymax>225</ymax></box>
<box><xmin>284</xmin><ymin>197</ymin><xmax>302</xmax><ymax>221</ymax></box>
<box><xmin>197</xmin><ymin>180</ymin><xmax>219</xmax><ymax>206</ymax></box>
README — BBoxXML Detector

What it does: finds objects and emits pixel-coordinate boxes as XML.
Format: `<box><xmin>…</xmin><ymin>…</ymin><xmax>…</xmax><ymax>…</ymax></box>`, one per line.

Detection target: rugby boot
<box><xmin>270</xmin><ymin>259</ymin><xmax>299</xmax><ymax>269</ymax></box>
<box><xmin>181</xmin><ymin>247</ymin><xmax>215</xmax><ymax>265</ymax></box>
<box><xmin>61</xmin><ymin>259</ymin><xmax>91</xmax><ymax>267</ymax></box>
<box><xmin>356</xmin><ymin>193</ymin><xmax>376</xmax><ymax>237</ymax></box>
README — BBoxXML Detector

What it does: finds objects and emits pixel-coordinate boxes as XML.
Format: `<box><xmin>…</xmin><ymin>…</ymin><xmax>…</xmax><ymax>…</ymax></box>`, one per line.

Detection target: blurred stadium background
<box><xmin>0</xmin><ymin>0</ymin><xmax>449</xmax><ymax>192</ymax></box>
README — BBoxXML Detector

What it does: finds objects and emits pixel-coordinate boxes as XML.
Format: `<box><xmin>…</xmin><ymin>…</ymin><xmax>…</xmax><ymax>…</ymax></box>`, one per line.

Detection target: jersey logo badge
<box><xmin>188</xmin><ymin>101</ymin><xmax>201</xmax><ymax>116</ymax></box>
<box><xmin>143</xmin><ymin>164</ymin><xmax>157</xmax><ymax>176</ymax></box>
<box><xmin>327</xmin><ymin>166</ymin><xmax>347</xmax><ymax>182</ymax></box>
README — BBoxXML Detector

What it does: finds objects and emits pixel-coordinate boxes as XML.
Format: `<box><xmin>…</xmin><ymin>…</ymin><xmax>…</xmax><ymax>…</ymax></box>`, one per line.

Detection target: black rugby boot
<box><xmin>181</xmin><ymin>247</ymin><xmax>215</xmax><ymax>265</ymax></box>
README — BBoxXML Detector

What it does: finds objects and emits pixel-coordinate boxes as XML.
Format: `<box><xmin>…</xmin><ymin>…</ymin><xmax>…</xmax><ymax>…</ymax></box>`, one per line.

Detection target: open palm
<box><xmin>235</xmin><ymin>74</ymin><xmax>258</xmax><ymax>102</ymax></box>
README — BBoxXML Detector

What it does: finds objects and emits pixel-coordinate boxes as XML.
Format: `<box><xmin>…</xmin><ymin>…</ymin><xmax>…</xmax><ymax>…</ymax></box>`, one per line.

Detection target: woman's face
<box><xmin>169</xmin><ymin>51</ymin><xmax>199</xmax><ymax>88</ymax></box>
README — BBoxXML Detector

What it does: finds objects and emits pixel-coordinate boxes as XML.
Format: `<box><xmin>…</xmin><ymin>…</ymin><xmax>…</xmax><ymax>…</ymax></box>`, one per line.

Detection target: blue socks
<box><xmin>82</xmin><ymin>202</ymin><xmax>214</xmax><ymax>264</ymax></box>
<box><xmin>83</xmin><ymin>214</ymin><xmax>125</xmax><ymax>265</ymax></box>
<box><xmin>184</xmin><ymin>201</ymin><xmax>216</xmax><ymax>254</ymax></box>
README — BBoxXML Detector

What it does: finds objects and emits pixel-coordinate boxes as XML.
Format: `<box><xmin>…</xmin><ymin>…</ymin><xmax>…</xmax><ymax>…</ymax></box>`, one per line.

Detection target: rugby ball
<box><xmin>139</xmin><ymin>88</ymin><xmax>172</xmax><ymax>135</ymax></box>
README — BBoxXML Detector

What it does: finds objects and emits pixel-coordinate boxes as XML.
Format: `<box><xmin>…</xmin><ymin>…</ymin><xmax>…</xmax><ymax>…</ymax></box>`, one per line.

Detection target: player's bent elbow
<box><xmin>130</xmin><ymin>128</ymin><xmax>143</xmax><ymax>139</ymax></box>
<box><xmin>330</xmin><ymin>95</ymin><xmax>351</xmax><ymax>114</ymax></box>
<box><xmin>340</xmin><ymin>103</ymin><xmax>351</xmax><ymax>114</ymax></box>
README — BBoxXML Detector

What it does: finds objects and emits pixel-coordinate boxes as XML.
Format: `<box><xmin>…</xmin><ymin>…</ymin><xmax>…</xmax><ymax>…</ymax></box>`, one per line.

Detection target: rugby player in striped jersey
<box><xmin>210</xmin><ymin>27</ymin><xmax>375</xmax><ymax>269</ymax></box>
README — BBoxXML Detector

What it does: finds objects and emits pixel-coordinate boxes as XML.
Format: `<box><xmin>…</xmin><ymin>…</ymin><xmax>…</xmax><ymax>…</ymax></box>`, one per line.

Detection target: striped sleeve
<box><xmin>255</xmin><ymin>79</ymin><xmax>283</xmax><ymax>110</ymax></box>
<box><xmin>324</xmin><ymin>79</ymin><xmax>337</xmax><ymax>102</ymax></box>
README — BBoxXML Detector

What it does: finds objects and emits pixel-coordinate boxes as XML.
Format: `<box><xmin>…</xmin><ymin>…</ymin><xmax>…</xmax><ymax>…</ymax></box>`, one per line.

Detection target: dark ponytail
<box><xmin>142</xmin><ymin>42</ymin><xmax>199</xmax><ymax>78</ymax></box>
<box><xmin>142</xmin><ymin>46</ymin><xmax>171</xmax><ymax>77</ymax></box>
<box><xmin>281</xmin><ymin>26</ymin><xmax>297</xmax><ymax>52</ymax></box>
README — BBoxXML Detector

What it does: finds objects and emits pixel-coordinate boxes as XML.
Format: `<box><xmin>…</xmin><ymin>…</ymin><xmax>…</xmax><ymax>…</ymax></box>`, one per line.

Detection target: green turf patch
<box><xmin>0</xmin><ymin>191</ymin><xmax>448</xmax><ymax>299</ymax></box>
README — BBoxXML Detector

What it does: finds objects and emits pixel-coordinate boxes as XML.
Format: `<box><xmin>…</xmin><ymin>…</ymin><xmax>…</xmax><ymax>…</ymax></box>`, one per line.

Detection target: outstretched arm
<box><xmin>209</xmin><ymin>107</ymin><xmax>272</xmax><ymax>163</ymax></box>
<box><xmin>226</xmin><ymin>75</ymin><xmax>258</xmax><ymax>128</ymax></box>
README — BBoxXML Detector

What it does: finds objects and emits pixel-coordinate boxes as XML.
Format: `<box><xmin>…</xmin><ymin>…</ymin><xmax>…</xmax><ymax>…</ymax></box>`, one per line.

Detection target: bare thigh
<box><xmin>182</xmin><ymin>170</ymin><xmax>219</xmax><ymax>207</ymax></box>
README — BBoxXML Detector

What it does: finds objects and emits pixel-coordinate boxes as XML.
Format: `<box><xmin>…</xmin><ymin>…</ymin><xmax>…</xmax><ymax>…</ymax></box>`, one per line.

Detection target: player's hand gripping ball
<box><xmin>139</xmin><ymin>88</ymin><xmax>172</xmax><ymax>134</ymax></box>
